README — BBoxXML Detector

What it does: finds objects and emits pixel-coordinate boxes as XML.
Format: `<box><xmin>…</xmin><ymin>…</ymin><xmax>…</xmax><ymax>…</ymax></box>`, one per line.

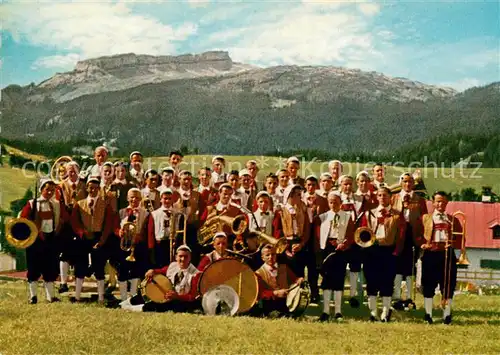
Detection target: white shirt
<box><xmin>374</xmin><ymin>205</ymin><xmax>391</xmax><ymax>240</ymax></box>
<box><xmin>249</xmin><ymin>209</ymin><xmax>273</xmax><ymax>235</ymax></box>
<box><xmin>432</xmin><ymin>210</ymin><xmax>450</xmax><ymax>242</ymax></box>
<box><xmin>142</xmin><ymin>187</ymin><xmax>157</xmax><ymax>201</ymax></box>
<box><xmin>285</xmin><ymin>203</ymin><xmax>298</xmax><ymax>235</ymax></box>
<box><xmin>211</xmin><ymin>171</ymin><xmax>226</xmax><ymax>186</ymax></box>
<box><xmin>197</xmin><ymin>184</ymin><xmax>211</xmax><ymax>193</ymax></box>
<box><xmin>399</xmin><ymin>190</ymin><xmax>413</xmax><ymax>222</ymax></box>
<box><xmin>215</xmin><ymin>201</ymin><xmax>228</xmax><ymax>212</ymax></box>
<box><xmin>130</xmin><ymin>168</ymin><xmax>144</xmax><ymax>181</ymax></box>
<box><xmin>318</xmin><ymin>210</ymin><xmax>350</xmax><ymax>249</ymax></box>
<box><xmin>158</xmin><ymin>184</ymin><xmax>176</xmax><ymax>194</ymax></box>
<box><xmin>165</xmin><ymin>262</ymin><xmax>199</xmax><ymax>295</ymax></box>
<box><xmin>152</xmin><ymin>207</ymin><xmax>176</xmax><ymax>241</ymax></box>
<box><xmin>231</xmin><ymin>190</ymin><xmax>248</xmax><ymax>208</ymax></box>
<box><xmin>32</xmin><ymin>197</ymin><xmax>57</xmax><ymax>233</ymax></box>
<box><xmin>262</xmin><ymin>263</ymin><xmax>278</xmax><ymax>278</ymax></box>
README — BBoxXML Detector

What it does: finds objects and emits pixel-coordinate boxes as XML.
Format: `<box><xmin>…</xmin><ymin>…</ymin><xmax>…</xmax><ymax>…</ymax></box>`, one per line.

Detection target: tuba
<box><xmin>354</xmin><ymin>226</ymin><xmax>376</xmax><ymax>248</ymax></box>
<box><xmin>5</xmin><ymin>217</ymin><xmax>38</xmax><ymax>249</ymax></box>
<box><xmin>120</xmin><ymin>221</ymin><xmax>137</xmax><ymax>262</ymax></box>
<box><xmin>50</xmin><ymin>156</ymin><xmax>73</xmax><ymax>184</ymax></box>
<box><xmin>198</xmin><ymin>215</ymin><xmax>248</xmax><ymax>246</ymax></box>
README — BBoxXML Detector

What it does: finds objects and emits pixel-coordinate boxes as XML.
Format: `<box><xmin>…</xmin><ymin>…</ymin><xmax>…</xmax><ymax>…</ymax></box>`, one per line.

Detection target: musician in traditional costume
<box><xmin>317</xmin><ymin>172</ymin><xmax>333</xmax><ymax>198</ymax></box>
<box><xmin>110</xmin><ymin>161</ymin><xmax>136</xmax><ymax>211</ymax></box>
<box><xmin>239</xmin><ymin>169</ymin><xmax>257</xmax><ymax>210</ymax></box>
<box><xmin>248</xmin><ymin>191</ymin><xmax>276</xmax><ymax>236</ymax></box>
<box><xmin>70</xmin><ymin>178</ymin><xmax>115</xmax><ymax>303</ymax></box>
<box><xmin>84</xmin><ymin>146</ymin><xmax>108</xmax><ymax>180</ymax></box>
<box><xmin>197</xmin><ymin>167</ymin><xmax>218</xmax><ymax>206</ymax></box>
<box><xmin>362</xmin><ymin>187</ymin><xmax>404</xmax><ymax>322</ymax></box>
<box><xmin>328</xmin><ymin>160</ymin><xmax>343</xmax><ymax>190</ymax></box>
<box><xmin>169</xmin><ymin>151</ymin><xmax>184</xmax><ymax>186</ymax></box>
<box><xmin>211</xmin><ymin>155</ymin><xmax>227</xmax><ymax>188</ymax></box>
<box><xmin>123</xmin><ymin>245</ymin><xmax>201</xmax><ymax>313</ymax></box>
<box><xmin>173</xmin><ymin>170</ymin><xmax>205</xmax><ymax>265</ymax></box>
<box><xmin>141</xmin><ymin>169</ymin><xmax>161</xmax><ymax>211</ymax></box>
<box><xmin>420</xmin><ymin>191</ymin><xmax>462</xmax><ymax>324</ymax></box>
<box><xmin>339</xmin><ymin>175</ymin><xmax>361</xmax><ymax>307</ymax></box>
<box><xmin>148</xmin><ymin>189</ymin><xmax>178</xmax><ymax>268</ymax></box>
<box><xmin>286</xmin><ymin>156</ymin><xmax>305</xmax><ymax>187</ymax></box>
<box><xmin>158</xmin><ymin>167</ymin><xmax>177</xmax><ymax>194</ymax></box>
<box><xmin>55</xmin><ymin>161</ymin><xmax>86</xmax><ymax>293</ymax></box>
<box><xmin>371</xmin><ymin>163</ymin><xmax>386</xmax><ymax>190</ymax></box>
<box><xmin>101</xmin><ymin>162</ymin><xmax>118</xmax><ymax>213</ymax></box>
<box><xmin>21</xmin><ymin>179</ymin><xmax>67</xmax><ymax>304</ymax></box>
<box><xmin>197</xmin><ymin>232</ymin><xmax>230</xmax><ymax>271</ymax></box>
<box><xmin>129</xmin><ymin>151</ymin><xmax>145</xmax><ymax>188</ymax></box>
<box><xmin>316</xmin><ymin>191</ymin><xmax>355</xmax><ymax>321</ymax></box>
<box><xmin>228</xmin><ymin>170</ymin><xmax>248</xmax><ymax>207</ymax></box>
<box><xmin>302</xmin><ymin>175</ymin><xmax>328</xmax><ymax>303</ymax></box>
<box><xmin>276</xmin><ymin>169</ymin><xmax>290</xmax><ymax>206</ymax></box>
<box><xmin>354</xmin><ymin>171</ymin><xmax>377</xmax><ymax>211</ymax></box>
<box><xmin>245</xmin><ymin>159</ymin><xmax>260</xmax><ymax>192</ymax></box>
<box><xmin>262</xmin><ymin>173</ymin><xmax>280</xmax><ymax>211</ymax></box>
<box><xmin>391</xmin><ymin>173</ymin><xmax>427</xmax><ymax>310</ymax></box>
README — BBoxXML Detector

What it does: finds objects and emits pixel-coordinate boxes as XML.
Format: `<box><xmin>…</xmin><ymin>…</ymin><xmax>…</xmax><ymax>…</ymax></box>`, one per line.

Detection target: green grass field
<box><xmin>0</xmin><ymin>280</ymin><xmax>499</xmax><ymax>354</ymax></box>
<box><xmin>1</xmin><ymin>154</ymin><xmax>499</xmax><ymax>212</ymax></box>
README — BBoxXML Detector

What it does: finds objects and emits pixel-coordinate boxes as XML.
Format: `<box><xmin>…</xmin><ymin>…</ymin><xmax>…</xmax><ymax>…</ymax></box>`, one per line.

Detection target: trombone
<box><xmin>443</xmin><ymin>211</ymin><xmax>469</xmax><ymax>307</ymax></box>
<box><xmin>171</xmin><ymin>211</ymin><xmax>188</xmax><ymax>263</ymax></box>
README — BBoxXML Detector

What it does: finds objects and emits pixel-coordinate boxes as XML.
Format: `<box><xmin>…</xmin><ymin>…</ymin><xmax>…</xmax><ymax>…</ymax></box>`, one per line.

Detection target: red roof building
<box><xmin>425</xmin><ymin>201</ymin><xmax>500</xmax><ymax>249</ymax></box>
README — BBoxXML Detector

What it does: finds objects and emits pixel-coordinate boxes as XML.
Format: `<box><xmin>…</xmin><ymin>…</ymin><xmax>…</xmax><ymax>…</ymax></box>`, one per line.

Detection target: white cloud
<box><xmin>186</xmin><ymin>0</ymin><xmax>210</xmax><ymax>8</ymax></box>
<box><xmin>439</xmin><ymin>78</ymin><xmax>483</xmax><ymax>92</ymax></box>
<box><xmin>31</xmin><ymin>53</ymin><xmax>81</xmax><ymax>70</ymax></box>
<box><xmin>1</xmin><ymin>1</ymin><xmax>197</xmax><ymax>70</ymax></box>
<box><xmin>358</xmin><ymin>3</ymin><xmax>380</xmax><ymax>16</ymax></box>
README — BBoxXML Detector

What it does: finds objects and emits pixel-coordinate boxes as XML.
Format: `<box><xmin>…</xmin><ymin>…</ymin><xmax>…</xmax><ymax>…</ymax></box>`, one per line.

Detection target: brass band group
<box><xmin>7</xmin><ymin>146</ymin><xmax>467</xmax><ymax>324</ymax></box>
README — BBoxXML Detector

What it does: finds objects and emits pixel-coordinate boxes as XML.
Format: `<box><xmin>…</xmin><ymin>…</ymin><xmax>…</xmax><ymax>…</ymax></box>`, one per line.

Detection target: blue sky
<box><xmin>1</xmin><ymin>0</ymin><xmax>498</xmax><ymax>91</ymax></box>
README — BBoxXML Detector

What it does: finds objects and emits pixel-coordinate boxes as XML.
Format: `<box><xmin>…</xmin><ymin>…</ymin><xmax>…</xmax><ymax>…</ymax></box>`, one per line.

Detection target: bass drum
<box><xmin>286</xmin><ymin>281</ymin><xmax>311</xmax><ymax>318</ymax></box>
<box><xmin>198</xmin><ymin>258</ymin><xmax>258</xmax><ymax>314</ymax></box>
<box><xmin>140</xmin><ymin>274</ymin><xmax>174</xmax><ymax>304</ymax></box>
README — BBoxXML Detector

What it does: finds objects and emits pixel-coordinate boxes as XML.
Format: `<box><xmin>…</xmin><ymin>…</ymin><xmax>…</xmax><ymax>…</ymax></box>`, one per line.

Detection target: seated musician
<box><xmin>115</xmin><ymin>188</ymin><xmax>149</xmax><ymax>301</ymax></box>
<box><xmin>316</xmin><ymin>191</ymin><xmax>355</xmax><ymax>322</ymax></box>
<box><xmin>124</xmin><ymin>245</ymin><xmax>201</xmax><ymax>313</ymax></box>
<box><xmin>420</xmin><ymin>191</ymin><xmax>462</xmax><ymax>325</ymax></box>
<box><xmin>255</xmin><ymin>244</ymin><xmax>303</xmax><ymax>317</ymax></box>
<box><xmin>362</xmin><ymin>187</ymin><xmax>404</xmax><ymax>322</ymax></box>
<box><xmin>197</xmin><ymin>232</ymin><xmax>230</xmax><ymax>271</ymax></box>
<box><xmin>20</xmin><ymin>179</ymin><xmax>68</xmax><ymax>304</ymax></box>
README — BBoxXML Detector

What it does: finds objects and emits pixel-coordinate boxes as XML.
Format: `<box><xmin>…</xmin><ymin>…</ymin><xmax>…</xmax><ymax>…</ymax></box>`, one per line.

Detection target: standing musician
<box><xmin>317</xmin><ymin>172</ymin><xmax>333</xmax><ymax>198</ymax></box>
<box><xmin>148</xmin><ymin>189</ymin><xmax>178</xmax><ymax>268</ymax></box>
<box><xmin>239</xmin><ymin>169</ymin><xmax>257</xmax><ymax>210</ymax></box>
<box><xmin>158</xmin><ymin>167</ymin><xmax>177</xmax><ymax>194</ymax></box>
<box><xmin>169</xmin><ymin>151</ymin><xmax>184</xmax><ymax>186</ymax></box>
<box><xmin>316</xmin><ymin>191</ymin><xmax>355</xmax><ymax>321</ymax></box>
<box><xmin>197</xmin><ymin>167</ymin><xmax>218</xmax><ymax>206</ymax></box>
<box><xmin>286</xmin><ymin>156</ymin><xmax>305</xmax><ymax>187</ymax></box>
<box><xmin>255</xmin><ymin>244</ymin><xmax>303</xmax><ymax>317</ymax></box>
<box><xmin>228</xmin><ymin>170</ymin><xmax>248</xmax><ymax>207</ymax></box>
<box><xmin>110</xmin><ymin>161</ymin><xmax>136</xmax><ymax>211</ymax></box>
<box><xmin>328</xmin><ymin>160</ymin><xmax>343</xmax><ymax>191</ymax></box>
<box><xmin>101</xmin><ymin>162</ymin><xmax>118</xmax><ymax>213</ymax></box>
<box><xmin>420</xmin><ymin>191</ymin><xmax>462</xmax><ymax>325</ymax></box>
<box><xmin>70</xmin><ymin>178</ymin><xmax>115</xmax><ymax>304</ymax></box>
<box><xmin>129</xmin><ymin>151</ymin><xmax>145</xmax><ymax>188</ymax></box>
<box><xmin>362</xmin><ymin>187</ymin><xmax>404</xmax><ymax>322</ymax></box>
<box><xmin>211</xmin><ymin>155</ymin><xmax>228</xmax><ymax>188</ymax></box>
<box><xmin>114</xmin><ymin>188</ymin><xmax>149</xmax><ymax>301</ymax></box>
<box><xmin>173</xmin><ymin>170</ymin><xmax>205</xmax><ymax>265</ymax></box>
<box><xmin>261</xmin><ymin>173</ymin><xmax>280</xmax><ymax>212</ymax></box>
<box><xmin>20</xmin><ymin>179</ymin><xmax>67</xmax><ymax>304</ymax></box>
<box><xmin>197</xmin><ymin>232</ymin><xmax>230</xmax><ymax>271</ymax></box>
<box><xmin>141</xmin><ymin>170</ymin><xmax>161</xmax><ymax>211</ymax></box>
<box><xmin>276</xmin><ymin>169</ymin><xmax>291</xmax><ymax>206</ymax></box>
<box><xmin>339</xmin><ymin>175</ymin><xmax>361</xmax><ymax>307</ymax></box>
<box><xmin>371</xmin><ymin>163</ymin><xmax>387</xmax><ymax>190</ymax></box>
<box><xmin>245</xmin><ymin>159</ymin><xmax>261</xmax><ymax>192</ymax></box>
<box><xmin>55</xmin><ymin>161</ymin><xmax>87</xmax><ymax>293</ymax></box>
<box><xmin>302</xmin><ymin>175</ymin><xmax>328</xmax><ymax>303</ymax></box>
<box><xmin>391</xmin><ymin>173</ymin><xmax>427</xmax><ymax>310</ymax></box>
<box><xmin>84</xmin><ymin>146</ymin><xmax>109</xmax><ymax>180</ymax></box>
<box><xmin>248</xmin><ymin>191</ymin><xmax>276</xmax><ymax>236</ymax></box>
<box><xmin>123</xmin><ymin>245</ymin><xmax>201</xmax><ymax>313</ymax></box>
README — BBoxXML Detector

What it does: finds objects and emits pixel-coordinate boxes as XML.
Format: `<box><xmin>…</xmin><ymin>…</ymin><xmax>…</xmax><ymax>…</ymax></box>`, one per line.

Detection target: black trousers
<box><xmin>363</xmin><ymin>245</ymin><xmax>396</xmax><ymax>297</ymax></box>
<box><xmin>116</xmin><ymin>242</ymin><xmax>148</xmax><ymax>282</ymax></box>
<box><xmin>131</xmin><ymin>293</ymin><xmax>201</xmax><ymax>313</ymax></box>
<box><xmin>153</xmin><ymin>240</ymin><xmax>171</xmax><ymax>269</ymax></box>
<box><xmin>260</xmin><ymin>298</ymin><xmax>289</xmax><ymax>316</ymax></box>
<box><xmin>320</xmin><ymin>244</ymin><xmax>348</xmax><ymax>291</ymax></box>
<box><xmin>26</xmin><ymin>234</ymin><xmax>59</xmax><ymax>282</ymax></box>
<box><xmin>395</xmin><ymin>223</ymin><xmax>419</xmax><ymax>277</ymax></box>
<box><xmin>346</xmin><ymin>243</ymin><xmax>362</xmax><ymax>273</ymax></box>
<box><xmin>74</xmin><ymin>234</ymin><xmax>108</xmax><ymax>280</ymax></box>
<box><xmin>58</xmin><ymin>223</ymin><xmax>78</xmax><ymax>265</ymax></box>
<box><xmin>304</xmin><ymin>247</ymin><xmax>319</xmax><ymax>297</ymax></box>
<box><xmin>277</xmin><ymin>249</ymin><xmax>306</xmax><ymax>279</ymax></box>
<box><xmin>422</xmin><ymin>249</ymin><xmax>457</xmax><ymax>299</ymax></box>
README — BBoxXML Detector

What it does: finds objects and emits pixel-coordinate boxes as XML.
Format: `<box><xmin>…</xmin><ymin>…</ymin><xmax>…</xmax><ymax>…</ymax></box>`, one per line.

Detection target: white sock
<box><xmin>75</xmin><ymin>278</ymin><xmax>84</xmax><ymax>300</ymax></box>
<box><xmin>405</xmin><ymin>276</ymin><xmax>413</xmax><ymax>299</ymax></box>
<box><xmin>322</xmin><ymin>289</ymin><xmax>332</xmax><ymax>314</ymax></box>
<box><xmin>130</xmin><ymin>278</ymin><xmax>140</xmax><ymax>296</ymax></box>
<box><xmin>368</xmin><ymin>296</ymin><xmax>377</xmax><ymax>317</ymax></box>
<box><xmin>60</xmin><ymin>261</ymin><xmax>69</xmax><ymax>284</ymax></box>
<box><xmin>97</xmin><ymin>280</ymin><xmax>105</xmax><ymax>302</ymax></box>
<box><xmin>393</xmin><ymin>274</ymin><xmax>403</xmax><ymax>299</ymax></box>
<box><xmin>128</xmin><ymin>304</ymin><xmax>144</xmax><ymax>312</ymax></box>
<box><xmin>443</xmin><ymin>299</ymin><xmax>452</xmax><ymax>318</ymax></box>
<box><xmin>119</xmin><ymin>281</ymin><xmax>128</xmax><ymax>301</ymax></box>
<box><xmin>334</xmin><ymin>291</ymin><xmax>343</xmax><ymax>314</ymax></box>
<box><xmin>44</xmin><ymin>282</ymin><xmax>55</xmax><ymax>301</ymax></box>
<box><xmin>424</xmin><ymin>297</ymin><xmax>433</xmax><ymax>316</ymax></box>
<box><xmin>381</xmin><ymin>296</ymin><xmax>391</xmax><ymax>319</ymax></box>
<box><xmin>349</xmin><ymin>272</ymin><xmax>358</xmax><ymax>297</ymax></box>
<box><xmin>29</xmin><ymin>282</ymin><xmax>37</xmax><ymax>298</ymax></box>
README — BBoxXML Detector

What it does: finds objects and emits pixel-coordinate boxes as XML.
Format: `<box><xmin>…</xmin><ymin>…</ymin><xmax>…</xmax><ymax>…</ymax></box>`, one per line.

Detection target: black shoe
<box><xmin>29</xmin><ymin>296</ymin><xmax>38</xmax><ymax>305</ymax></box>
<box><xmin>443</xmin><ymin>315</ymin><xmax>452</xmax><ymax>325</ymax></box>
<box><xmin>59</xmin><ymin>283</ymin><xmax>69</xmax><ymax>293</ymax></box>
<box><xmin>318</xmin><ymin>313</ymin><xmax>330</xmax><ymax>322</ymax></box>
<box><xmin>381</xmin><ymin>309</ymin><xmax>392</xmax><ymax>323</ymax></box>
<box><xmin>48</xmin><ymin>297</ymin><xmax>61</xmax><ymax>303</ymax></box>
<box><xmin>349</xmin><ymin>297</ymin><xmax>360</xmax><ymax>308</ymax></box>
<box><xmin>406</xmin><ymin>299</ymin><xmax>416</xmax><ymax>311</ymax></box>
<box><xmin>334</xmin><ymin>313</ymin><xmax>343</xmax><ymax>321</ymax></box>
<box><xmin>69</xmin><ymin>296</ymin><xmax>81</xmax><ymax>304</ymax></box>
<box><xmin>370</xmin><ymin>315</ymin><xmax>378</xmax><ymax>322</ymax></box>
<box><xmin>424</xmin><ymin>313</ymin><xmax>433</xmax><ymax>324</ymax></box>
<box><xmin>393</xmin><ymin>299</ymin><xmax>405</xmax><ymax>311</ymax></box>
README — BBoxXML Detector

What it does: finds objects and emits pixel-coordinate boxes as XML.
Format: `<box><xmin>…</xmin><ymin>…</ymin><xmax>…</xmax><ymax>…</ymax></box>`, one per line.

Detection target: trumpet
<box><xmin>354</xmin><ymin>226</ymin><xmax>376</xmax><ymax>248</ymax></box>
<box><xmin>120</xmin><ymin>221</ymin><xmax>137</xmax><ymax>262</ymax></box>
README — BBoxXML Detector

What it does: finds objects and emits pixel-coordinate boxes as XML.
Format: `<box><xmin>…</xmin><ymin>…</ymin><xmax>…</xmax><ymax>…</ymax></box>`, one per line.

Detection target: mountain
<box><xmin>2</xmin><ymin>51</ymin><xmax>498</xmax><ymax>156</ymax></box>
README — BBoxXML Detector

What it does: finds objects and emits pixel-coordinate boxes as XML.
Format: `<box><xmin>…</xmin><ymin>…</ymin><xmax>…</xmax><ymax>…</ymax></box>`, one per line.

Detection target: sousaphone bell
<box><xmin>354</xmin><ymin>226</ymin><xmax>376</xmax><ymax>248</ymax></box>
<box><xmin>5</xmin><ymin>217</ymin><xmax>38</xmax><ymax>249</ymax></box>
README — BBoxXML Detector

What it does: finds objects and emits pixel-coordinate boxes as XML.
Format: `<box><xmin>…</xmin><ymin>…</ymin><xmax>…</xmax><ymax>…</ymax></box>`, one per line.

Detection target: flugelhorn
<box><xmin>354</xmin><ymin>226</ymin><xmax>376</xmax><ymax>248</ymax></box>
<box><xmin>120</xmin><ymin>221</ymin><xmax>137</xmax><ymax>262</ymax></box>
<box><xmin>50</xmin><ymin>156</ymin><xmax>73</xmax><ymax>184</ymax></box>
